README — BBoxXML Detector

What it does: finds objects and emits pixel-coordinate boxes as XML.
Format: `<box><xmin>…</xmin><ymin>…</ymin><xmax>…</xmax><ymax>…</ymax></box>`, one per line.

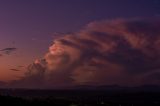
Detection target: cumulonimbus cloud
<box><xmin>10</xmin><ymin>18</ymin><xmax>160</xmax><ymax>88</ymax></box>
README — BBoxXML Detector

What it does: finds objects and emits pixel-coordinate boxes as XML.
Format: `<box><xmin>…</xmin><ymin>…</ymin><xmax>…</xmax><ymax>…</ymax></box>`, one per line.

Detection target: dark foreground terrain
<box><xmin>0</xmin><ymin>88</ymin><xmax>160</xmax><ymax>106</ymax></box>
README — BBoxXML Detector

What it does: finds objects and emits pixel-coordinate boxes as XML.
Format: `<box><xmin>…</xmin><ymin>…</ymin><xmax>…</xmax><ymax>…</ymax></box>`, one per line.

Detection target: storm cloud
<box><xmin>11</xmin><ymin>18</ymin><xmax>160</xmax><ymax>88</ymax></box>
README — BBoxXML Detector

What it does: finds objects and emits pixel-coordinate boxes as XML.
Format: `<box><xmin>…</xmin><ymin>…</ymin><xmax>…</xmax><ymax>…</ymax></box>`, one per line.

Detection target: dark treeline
<box><xmin>0</xmin><ymin>89</ymin><xmax>160</xmax><ymax>106</ymax></box>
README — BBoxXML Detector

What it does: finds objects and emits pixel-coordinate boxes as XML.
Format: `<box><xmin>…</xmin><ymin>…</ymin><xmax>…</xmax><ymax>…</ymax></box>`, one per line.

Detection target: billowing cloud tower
<box><xmin>11</xmin><ymin>18</ymin><xmax>160</xmax><ymax>88</ymax></box>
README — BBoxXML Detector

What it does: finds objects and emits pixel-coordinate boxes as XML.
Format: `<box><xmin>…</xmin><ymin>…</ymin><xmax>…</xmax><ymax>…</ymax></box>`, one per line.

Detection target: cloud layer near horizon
<box><xmin>10</xmin><ymin>18</ymin><xmax>160</xmax><ymax>88</ymax></box>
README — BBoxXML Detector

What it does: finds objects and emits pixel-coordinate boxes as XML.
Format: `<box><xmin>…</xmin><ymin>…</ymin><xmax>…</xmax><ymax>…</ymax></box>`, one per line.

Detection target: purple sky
<box><xmin>0</xmin><ymin>0</ymin><xmax>160</xmax><ymax>82</ymax></box>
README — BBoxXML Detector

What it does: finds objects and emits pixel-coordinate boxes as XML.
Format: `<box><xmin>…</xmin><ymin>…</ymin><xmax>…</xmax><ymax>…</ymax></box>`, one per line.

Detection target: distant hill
<box><xmin>72</xmin><ymin>84</ymin><xmax>160</xmax><ymax>92</ymax></box>
<box><xmin>1</xmin><ymin>82</ymin><xmax>160</xmax><ymax>92</ymax></box>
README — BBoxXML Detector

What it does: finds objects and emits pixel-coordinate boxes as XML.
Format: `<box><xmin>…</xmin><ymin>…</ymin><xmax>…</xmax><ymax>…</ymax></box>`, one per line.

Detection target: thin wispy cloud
<box><xmin>10</xmin><ymin>69</ymin><xmax>21</xmax><ymax>72</ymax></box>
<box><xmin>0</xmin><ymin>47</ymin><xmax>17</xmax><ymax>55</ymax></box>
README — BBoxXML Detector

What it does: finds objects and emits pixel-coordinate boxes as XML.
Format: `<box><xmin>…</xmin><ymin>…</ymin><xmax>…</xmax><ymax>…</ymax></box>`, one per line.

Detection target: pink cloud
<box><xmin>10</xmin><ymin>18</ymin><xmax>160</xmax><ymax>88</ymax></box>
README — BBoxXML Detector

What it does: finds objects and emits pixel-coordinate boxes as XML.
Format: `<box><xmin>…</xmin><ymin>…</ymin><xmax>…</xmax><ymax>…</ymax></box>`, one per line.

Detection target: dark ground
<box><xmin>0</xmin><ymin>89</ymin><xmax>160</xmax><ymax>106</ymax></box>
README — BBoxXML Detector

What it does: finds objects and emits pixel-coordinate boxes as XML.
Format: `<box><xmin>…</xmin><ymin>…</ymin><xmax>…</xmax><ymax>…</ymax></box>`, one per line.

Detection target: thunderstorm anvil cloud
<box><xmin>10</xmin><ymin>18</ymin><xmax>160</xmax><ymax>88</ymax></box>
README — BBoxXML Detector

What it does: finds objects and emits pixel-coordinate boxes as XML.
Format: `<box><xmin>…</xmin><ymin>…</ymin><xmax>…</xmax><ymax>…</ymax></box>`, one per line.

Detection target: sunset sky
<box><xmin>0</xmin><ymin>0</ymin><xmax>160</xmax><ymax>88</ymax></box>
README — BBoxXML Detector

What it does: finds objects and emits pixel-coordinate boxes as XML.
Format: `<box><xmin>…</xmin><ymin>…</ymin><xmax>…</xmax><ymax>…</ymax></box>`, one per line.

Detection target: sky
<box><xmin>0</xmin><ymin>0</ymin><xmax>160</xmax><ymax>88</ymax></box>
